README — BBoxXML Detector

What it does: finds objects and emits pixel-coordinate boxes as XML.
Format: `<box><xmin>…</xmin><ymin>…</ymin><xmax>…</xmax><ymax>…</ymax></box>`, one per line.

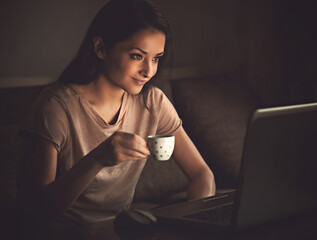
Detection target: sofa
<box><xmin>0</xmin><ymin>75</ymin><xmax>260</xmax><ymax>235</ymax></box>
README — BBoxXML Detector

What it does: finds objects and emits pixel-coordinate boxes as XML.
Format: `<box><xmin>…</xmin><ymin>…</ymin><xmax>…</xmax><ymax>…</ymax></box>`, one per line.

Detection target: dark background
<box><xmin>0</xmin><ymin>0</ymin><xmax>316</xmax><ymax>107</ymax></box>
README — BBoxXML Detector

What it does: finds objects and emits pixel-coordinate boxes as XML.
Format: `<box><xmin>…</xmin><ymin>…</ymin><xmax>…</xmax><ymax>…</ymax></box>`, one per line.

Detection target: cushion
<box><xmin>0</xmin><ymin>125</ymin><xmax>23</xmax><ymax>209</ymax></box>
<box><xmin>133</xmin><ymin>156</ymin><xmax>189</xmax><ymax>204</ymax></box>
<box><xmin>171</xmin><ymin>76</ymin><xmax>260</xmax><ymax>188</ymax></box>
<box><xmin>0</xmin><ymin>85</ymin><xmax>45</xmax><ymax>125</ymax></box>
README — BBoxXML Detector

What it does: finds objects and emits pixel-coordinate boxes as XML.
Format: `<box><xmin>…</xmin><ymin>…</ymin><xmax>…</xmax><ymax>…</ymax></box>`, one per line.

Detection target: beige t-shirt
<box><xmin>22</xmin><ymin>83</ymin><xmax>182</xmax><ymax>223</ymax></box>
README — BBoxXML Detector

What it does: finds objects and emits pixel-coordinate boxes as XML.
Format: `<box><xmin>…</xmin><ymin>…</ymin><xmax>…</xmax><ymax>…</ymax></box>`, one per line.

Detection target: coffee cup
<box><xmin>147</xmin><ymin>135</ymin><xmax>175</xmax><ymax>161</ymax></box>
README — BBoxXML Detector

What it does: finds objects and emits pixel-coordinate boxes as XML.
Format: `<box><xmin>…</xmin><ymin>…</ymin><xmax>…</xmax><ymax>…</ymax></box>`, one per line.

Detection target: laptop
<box><xmin>151</xmin><ymin>102</ymin><xmax>317</xmax><ymax>232</ymax></box>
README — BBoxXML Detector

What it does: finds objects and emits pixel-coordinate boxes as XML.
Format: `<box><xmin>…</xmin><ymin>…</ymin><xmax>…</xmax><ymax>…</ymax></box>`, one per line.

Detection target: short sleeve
<box><xmin>149</xmin><ymin>87</ymin><xmax>182</xmax><ymax>135</ymax></box>
<box><xmin>21</xmin><ymin>92</ymin><xmax>69</xmax><ymax>152</ymax></box>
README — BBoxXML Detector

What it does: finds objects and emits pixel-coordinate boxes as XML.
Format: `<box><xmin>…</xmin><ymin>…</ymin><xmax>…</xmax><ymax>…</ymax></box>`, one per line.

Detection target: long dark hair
<box><xmin>58</xmin><ymin>0</ymin><xmax>172</xmax><ymax>97</ymax></box>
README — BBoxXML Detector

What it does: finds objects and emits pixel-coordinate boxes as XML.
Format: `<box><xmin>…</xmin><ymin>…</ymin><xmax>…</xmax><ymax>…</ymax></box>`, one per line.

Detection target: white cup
<box><xmin>147</xmin><ymin>135</ymin><xmax>175</xmax><ymax>161</ymax></box>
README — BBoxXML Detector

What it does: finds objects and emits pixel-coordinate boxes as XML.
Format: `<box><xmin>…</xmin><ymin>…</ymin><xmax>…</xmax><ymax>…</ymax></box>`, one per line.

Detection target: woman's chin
<box><xmin>124</xmin><ymin>86</ymin><xmax>144</xmax><ymax>95</ymax></box>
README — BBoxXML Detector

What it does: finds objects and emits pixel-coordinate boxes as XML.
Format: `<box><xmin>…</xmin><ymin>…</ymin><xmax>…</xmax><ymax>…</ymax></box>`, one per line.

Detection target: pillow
<box><xmin>0</xmin><ymin>125</ymin><xmax>23</xmax><ymax>209</ymax></box>
<box><xmin>171</xmin><ymin>77</ymin><xmax>260</xmax><ymax>188</ymax></box>
<box><xmin>133</xmin><ymin>156</ymin><xmax>189</xmax><ymax>204</ymax></box>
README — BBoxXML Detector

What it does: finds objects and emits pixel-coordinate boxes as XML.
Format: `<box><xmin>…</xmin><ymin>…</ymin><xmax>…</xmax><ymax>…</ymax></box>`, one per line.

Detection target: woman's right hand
<box><xmin>98</xmin><ymin>131</ymin><xmax>151</xmax><ymax>166</ymax></box>
<box><xmin>19</xmin><ymin>131</ymin><xmax>151</xmax><ymax>218</ymax></box>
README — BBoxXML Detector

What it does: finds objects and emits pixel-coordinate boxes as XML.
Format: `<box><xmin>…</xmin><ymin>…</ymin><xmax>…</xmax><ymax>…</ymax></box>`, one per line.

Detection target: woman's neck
<box><xmin>76</xmin><ymin>76</ymin><xmax>125</xmax><ymax>124</ymax></box>
<box><xmin>78</xmin><ymin>75</ymin><xmax>125</xmax><ymax>107</ymax></box>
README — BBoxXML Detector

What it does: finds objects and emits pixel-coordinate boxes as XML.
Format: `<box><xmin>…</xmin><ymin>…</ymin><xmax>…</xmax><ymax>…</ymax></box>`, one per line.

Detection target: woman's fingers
<box><xmin>110</xmin><ymin>131</ymin><xmax>150</xmax><ymax>163</ymax></box>
<box><xmin>115</xmin><ymin>132</ymin><xmax>149</xmax><ymax>153</ymax></box>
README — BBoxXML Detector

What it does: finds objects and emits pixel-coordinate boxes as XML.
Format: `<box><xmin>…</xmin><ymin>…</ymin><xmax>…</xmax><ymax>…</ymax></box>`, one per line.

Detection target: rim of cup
<box><xmin>147</xmin><ymin>134</ymin><xmax>174</xmax><ymax>139</ymax></box>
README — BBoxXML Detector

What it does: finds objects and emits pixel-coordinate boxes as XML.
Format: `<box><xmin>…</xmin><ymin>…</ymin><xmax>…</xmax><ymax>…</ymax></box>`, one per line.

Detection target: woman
<box><xmin>18</xmin><ymin>0</ymin><xmax>215</xmax><ymax>225</ymax></box>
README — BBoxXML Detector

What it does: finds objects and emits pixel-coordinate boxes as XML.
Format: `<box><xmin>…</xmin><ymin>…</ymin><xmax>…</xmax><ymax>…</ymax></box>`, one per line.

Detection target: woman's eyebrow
<box><xmin>130</xmin><ymin>47</ymin><xmax>164</xmax><ymax>56</ymax></box>
<box><xmin>156</xmin><ymin>51</ymin><xmax>165</xmax><ymax>56</ymax></box>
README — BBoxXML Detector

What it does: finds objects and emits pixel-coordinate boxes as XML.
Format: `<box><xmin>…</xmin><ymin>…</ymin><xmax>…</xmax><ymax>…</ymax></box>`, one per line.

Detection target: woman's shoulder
<box><xmin>32</xmin><ymin>83</ymin><xmax>80</xmax><ymax>112</ymax></box>
<box><xmin>145</xmin><ymin>86</ymin><xmax>166</xmax><ymax>102</ymax></box>
<box><xmin>40</xmin><ymin>83</ymin><xmax>78</xmax><ymax>100</ymax></box>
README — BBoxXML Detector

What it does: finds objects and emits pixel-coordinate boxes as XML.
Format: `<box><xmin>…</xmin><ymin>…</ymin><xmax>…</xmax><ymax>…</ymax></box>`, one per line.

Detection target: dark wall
<box><xmin>0</xmin><ymin>0</ymin><xmax>106</xmax><ymax>78</ymax></box>
<box><xmin>275</xmin><ymin>0</ymin><xmax>317</xmax><ymax>106</ymax></box>
<box><xmin>244</xmin><ymin>0</ymin><xmax>317</xmax><ymax>106</ymax></box>
<box><xmin>0</xmin><ymin>0</ymin><xmax>316</xmax><ymax>106</ymax></box>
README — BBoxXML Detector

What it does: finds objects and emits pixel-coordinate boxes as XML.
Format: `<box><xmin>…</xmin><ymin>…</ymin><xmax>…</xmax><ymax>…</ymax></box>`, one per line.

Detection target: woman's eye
<box><xmin>153</xmin><ymin>57</ymin><xmax>160</xmax><ymax>63</ymax></box>
<box><xmin>130</xmin><ymin>54</ymin><xmax>143</xmax><ymax>60</ymax></box>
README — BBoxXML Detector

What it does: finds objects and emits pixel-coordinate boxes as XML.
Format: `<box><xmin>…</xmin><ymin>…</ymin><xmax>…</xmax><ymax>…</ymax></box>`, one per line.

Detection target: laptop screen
<box><xmin>234</xmin><ymin>103</ymin><xmax>317</xmax><ymax>229</ymax></box>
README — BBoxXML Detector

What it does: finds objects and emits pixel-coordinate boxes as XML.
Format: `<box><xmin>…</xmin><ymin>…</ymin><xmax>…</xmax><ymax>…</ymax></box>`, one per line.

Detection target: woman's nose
<box><xmin>140</xmin><ymin>60</ymin><xmax>153</xmax><ymax>78</ymax></box>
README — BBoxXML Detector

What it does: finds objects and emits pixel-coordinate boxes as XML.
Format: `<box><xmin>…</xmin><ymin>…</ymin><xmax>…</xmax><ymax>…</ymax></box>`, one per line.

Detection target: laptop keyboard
<box><xmin>183</xmin><ymin>203</ymin><xmax>233</xmax><ymax>223</ymax></box>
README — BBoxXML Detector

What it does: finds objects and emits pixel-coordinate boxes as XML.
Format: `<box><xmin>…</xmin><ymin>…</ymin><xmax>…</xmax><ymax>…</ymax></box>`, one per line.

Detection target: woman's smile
<box><xmin>132</xmin><ymin>77</ymin><xmax>147</xmax><ymax>86</ymax></box>
<box><xmin>97</xmin><ymin>28</ymin><xmax>166</xmax><ymax>95</ymax></box>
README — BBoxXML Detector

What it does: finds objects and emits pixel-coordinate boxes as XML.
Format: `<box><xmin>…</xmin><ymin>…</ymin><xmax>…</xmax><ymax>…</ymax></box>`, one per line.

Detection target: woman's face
<box><xmin>100</xmin><ymin>28</ymin><xmax>166</xmax><ymax>95</ymax></box>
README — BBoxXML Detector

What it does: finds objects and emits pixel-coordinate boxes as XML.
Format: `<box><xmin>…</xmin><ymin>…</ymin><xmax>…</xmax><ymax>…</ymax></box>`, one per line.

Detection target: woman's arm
<box><xmin>18</xmin><ymin>131</ymin><xmax>150</xmax><ymax>220</ymax></box>
<box><xmin>172</xmin><ymin>126</ymin><xmax>216</xmax><ymax>200</ymax></box>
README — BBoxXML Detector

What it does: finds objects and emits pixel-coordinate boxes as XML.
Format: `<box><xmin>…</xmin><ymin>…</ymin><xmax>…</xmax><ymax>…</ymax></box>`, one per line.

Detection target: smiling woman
<box><xmin>94</xmin><ymin>28</ymin><xmax>166</xmax><ymax>96</ymax></box>
<box><xmin>17</xmin><ymin>0</ymin><xmax>215</xmax><ymax>235</ymax></box>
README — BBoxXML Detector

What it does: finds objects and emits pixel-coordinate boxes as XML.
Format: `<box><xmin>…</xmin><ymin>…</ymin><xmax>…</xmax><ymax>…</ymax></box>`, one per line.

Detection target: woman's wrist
<box><xmin>187</xmin><ymin>170</ymin><xmax>216</xmax><ymax>200</ymax></box>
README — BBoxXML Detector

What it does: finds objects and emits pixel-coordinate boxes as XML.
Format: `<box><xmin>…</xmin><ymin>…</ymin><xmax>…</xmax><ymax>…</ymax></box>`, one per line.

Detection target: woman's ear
<box><xmin>94</xmin><ymin>36</ymin><xmax>105</xmax><ymax>59</ymax></box>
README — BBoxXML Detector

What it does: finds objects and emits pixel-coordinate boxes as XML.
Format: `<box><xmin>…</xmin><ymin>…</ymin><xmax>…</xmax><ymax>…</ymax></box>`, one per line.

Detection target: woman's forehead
<box><xmin>115</xmin><ymin>28</ymin><xmax>166</xmax><ymax>54</ymax></box>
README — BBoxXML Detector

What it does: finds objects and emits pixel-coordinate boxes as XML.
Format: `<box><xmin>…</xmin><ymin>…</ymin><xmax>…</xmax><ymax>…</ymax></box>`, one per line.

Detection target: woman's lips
<box><xmin>132</xmin><ymin>78</ymin><xmax>147</xmax><ymax>86</ymax></box>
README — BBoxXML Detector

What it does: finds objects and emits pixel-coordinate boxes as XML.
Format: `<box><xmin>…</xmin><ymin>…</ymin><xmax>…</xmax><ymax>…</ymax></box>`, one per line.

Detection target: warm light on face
<box><xmin>101</xmin><ymin>28</ymin><xmax>166</xmax><ymax>95</ymax></box>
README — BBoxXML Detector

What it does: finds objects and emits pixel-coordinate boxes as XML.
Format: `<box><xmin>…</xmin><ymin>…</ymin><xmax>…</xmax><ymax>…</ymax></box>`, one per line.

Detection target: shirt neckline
<box><xmin>68</xmin><ymin>84</ymin><xmax>129</xmax><ymax>128</ymax></box>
